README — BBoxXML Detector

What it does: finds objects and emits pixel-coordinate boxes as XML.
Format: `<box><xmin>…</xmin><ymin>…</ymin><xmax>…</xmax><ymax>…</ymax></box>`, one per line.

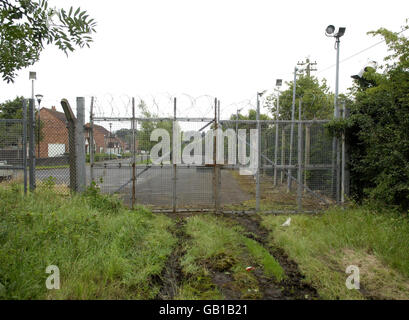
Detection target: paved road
<box><xmin>36</xmin><ymin>159</ymin><xmax>251</xmax><ymax>209</ymax></box>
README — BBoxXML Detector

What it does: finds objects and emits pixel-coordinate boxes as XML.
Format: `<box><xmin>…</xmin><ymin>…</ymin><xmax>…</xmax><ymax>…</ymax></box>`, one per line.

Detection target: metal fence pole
<box><xmin>281</xmin><ymin>128</ymin><xmax>285</xmax><ymax>184</ymax></box>
<box><xmin>132</xmin><ymin>97</ymin><xmax>136</xmax><ymax>209</ymax></box>
<box><xmin>76</xmin><ymin>97</ymin><xmax>86</xmax><ymax>193</ymax></box>
<box><xmin>89</xmin><ymin>97</ymin><xmax>95</xmax><ymax>185</ymax></box>
<box><xmin>28</xmin><ymin>98</ymin><xmax>36</xmax><ymax>191</ymax></box>
<box><xmin>256</xmin><ymin>94</ymin><xmax>261</xmax><ymax>212</ymax></box>
<box><xmin>341</xmin><ymin>101</ymin><xmax>346</xmax><ymax>204</ymax></box>
<box><xmin>297</xmin><ymin>100</ymin><xmax>303</xmax><ymax>211</ymax></box>
<box><xmin>287</xmin><ymin>67</ymin><xmax>297</xmax><ymax>192</ymax></box>
<box><xmin>213</xmin><ymin>98</ymin><xmax>220</xmax><ymax>213</ymax></box>
<box><xmin>217</xmin><ymin>99</ymin><xmax>222</xmax><ymax>208</ymax></box>
<box><xmin>344</xmin><ymin>106</ymin><xmax>350</xmax><ymax>198</ymax></box>
<box><xmin>173</xmin><ymin>97</ymin><xmax>177</xmax><ymax>213</ymax></box>
<box><xmin>273</xmin><ymin>93</ymin><xmax>280</xmax><ymax>186</ymax></box>
<box><xmin>61</xmin><ymin>99</ymin><xmax>77</xmax><ymax>192</ymax></box>
<box><xmin>304</xmin><ymin>124</ymin><xmax>310</xmax><ymax>192</ymax></box>
<box><xmin>22</xmin><ymin>99</ymin><xmax>28</xmax><ymax>194</ymax></box>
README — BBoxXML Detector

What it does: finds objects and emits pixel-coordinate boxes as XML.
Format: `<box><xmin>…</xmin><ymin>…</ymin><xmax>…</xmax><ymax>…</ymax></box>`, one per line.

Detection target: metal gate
<box><xmin>90</xmin><ymin>96</ymin><xmax>342</xmax><ymax>213</ymax></box>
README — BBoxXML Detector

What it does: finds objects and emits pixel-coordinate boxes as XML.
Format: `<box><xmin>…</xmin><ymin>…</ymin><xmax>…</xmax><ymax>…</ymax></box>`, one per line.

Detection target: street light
<box><xmin>325</xmin><ymin>24</ymin><xmax>346</xmax><ymax>117</ymax></box>
<box><xmin>35</xmin><ymin>94</ymin><xmax>43</xmax><ymax>158</ymax></box>
<box><xmin>325</xmin><ymin>24</ymin><xmax>346</xmax><ymax>202</ymax></box>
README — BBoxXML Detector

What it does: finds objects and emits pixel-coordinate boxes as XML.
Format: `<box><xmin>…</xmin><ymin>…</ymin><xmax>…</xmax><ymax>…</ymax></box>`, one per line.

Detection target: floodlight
<box><xmin>29</xmin><ymin>71</ymin><xmax>37</xmax><ymax>80</ymax></box>
<box><xmin>276</xmin><ymin>79</ymin><xmax>282</xmax><ymax>87</ymax></box>
<box><xmin>336</xmin><ymin>27</ymin><xmax>346</xmax><ymax>38</ymax></box>
<box><xmin>325</xmin><ymin>25</ymin><xmax>335</xmax><ymax>35</ymax></box>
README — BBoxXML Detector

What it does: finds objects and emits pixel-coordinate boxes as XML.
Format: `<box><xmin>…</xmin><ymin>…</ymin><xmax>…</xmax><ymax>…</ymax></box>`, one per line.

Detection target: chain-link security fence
<box><xmin>89</xmin><ymin>95</ymin><xmax>342</xmax><ymax>213</ymax></box>
<box><xmin>0</xmin><ymin>118</ymin><xmax>26</xmax><ymax>186</ymax></box>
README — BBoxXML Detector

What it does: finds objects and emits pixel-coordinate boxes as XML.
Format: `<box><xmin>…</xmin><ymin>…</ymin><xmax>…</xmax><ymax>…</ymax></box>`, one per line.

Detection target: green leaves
<box><xmin>347</xmin><ymin>23</ymin><xmax>409</xmax><ymax>210</ymax></box>
<box><xmin>0</xmin><ymin>0</ymin><xmax>97</xmax><ymax>83</ymax></box>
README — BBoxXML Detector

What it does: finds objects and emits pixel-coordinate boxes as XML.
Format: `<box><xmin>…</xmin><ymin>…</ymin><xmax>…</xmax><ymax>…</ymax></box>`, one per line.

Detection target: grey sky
<box><xmin>0</xmin><ymin>0</ymin><xmax>408</xmax><ymax>119</ymax></box>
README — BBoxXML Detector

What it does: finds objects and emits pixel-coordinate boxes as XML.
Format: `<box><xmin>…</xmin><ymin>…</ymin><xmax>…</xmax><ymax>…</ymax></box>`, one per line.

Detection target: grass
<box><xmin>0</xmin><ymin>183</ymin><xmax>176</xmax><ymax>299</ymax></box>
<box><xmin>36</xmin><ymin>165</ymin><xmax>70</xmax><ymax>170</ymax></box>
<box><xmin>260</xmin><ymin>207</ymin><xmax>409</xmax><ymax>300</ymax></box>
<box><xmin>243</xmin><ymin>237</ymin><xmax>284</xmax><ymax>281</ymax></box>
<box><xmin>228</xmin><ymin>170</ymin><xmax>329</xmax><ymax>212</ymax></box>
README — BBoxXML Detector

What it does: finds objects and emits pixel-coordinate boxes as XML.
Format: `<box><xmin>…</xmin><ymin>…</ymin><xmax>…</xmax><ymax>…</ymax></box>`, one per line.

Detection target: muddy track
<box><xmin>225</xmin><ymin>213</ymin><xmax>319</xmax><ymax>300</ymax></box>
<box><xmin>155</xmin><ymin>215</ymin><xmax>188</xmax><ymax>300</ymax></box>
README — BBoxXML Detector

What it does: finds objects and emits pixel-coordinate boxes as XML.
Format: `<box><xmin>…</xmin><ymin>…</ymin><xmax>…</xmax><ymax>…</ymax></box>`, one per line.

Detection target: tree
<box><xmin>0</xmin><ymin>96</ymin><xmax>44</xmax><ymax>146</ymax></box>
<box><xmin>265</xmin><ymin>75</ymin><xmax>334</xmax><ymax>120</ymax></box>
<box><xmin>137</xmin><ymin>100</ymin><xmax>174</xmax><ymax>153</ymax></box>
<box><xmin>0</xmin><ymin>0</ymin><xmax>96</xmax><ymax>82</ymax></box>
<box><xmin>0</xmin><ymin>96</ymin><xmax>24</xmax><ymax>119</ymax></box>
<box><xmin>336</xmin><ymin>23</ymin><xmax>409</xmax><ymax>210</ymax></box>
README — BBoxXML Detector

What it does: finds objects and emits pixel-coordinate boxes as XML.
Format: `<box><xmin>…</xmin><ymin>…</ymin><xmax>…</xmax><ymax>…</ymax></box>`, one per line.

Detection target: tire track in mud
<box><xmin>155</xmin><ymin>215</ymin><xmax>188</xmax><ymax>300</ymax></box>
<box><xmin>225</xmin><ymin>213</ymin><xmax>319</xmax><ymax>300</ymax></box>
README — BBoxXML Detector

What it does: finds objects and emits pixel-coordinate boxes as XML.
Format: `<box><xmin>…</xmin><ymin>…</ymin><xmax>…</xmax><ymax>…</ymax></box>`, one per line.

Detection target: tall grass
<box><xmin>261</xmin><ymin>207</ymin><xmax>409</xmax><ymax>299</ymax></box>
<box><xmin>0</xmin><ymin>183</ymin><xmax>175</xmax><ymax>299</ymax></box>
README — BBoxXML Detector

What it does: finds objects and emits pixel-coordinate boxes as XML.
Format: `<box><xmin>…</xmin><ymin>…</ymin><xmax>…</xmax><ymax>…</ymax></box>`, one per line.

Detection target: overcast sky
<box><xmin>1</xmin><ymin>0</ymin><xmax>408</xmax><ymax>119</ymax></box>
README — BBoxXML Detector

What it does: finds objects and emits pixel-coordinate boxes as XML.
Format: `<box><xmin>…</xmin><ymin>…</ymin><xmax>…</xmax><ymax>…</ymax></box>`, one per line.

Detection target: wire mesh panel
<box><xmin>89</xmin><ymin>95</ymin><xmax>338</xmax><ymax>213</ymax></box>
<box><xmin>0</xmin><ymin>119</ymin><xmax>25</xmax><ymax>184</ymax></box>
<box><xmin>35</xmin><ymin>119</ymin><xmax>70</xmax><ymax>192</ymax></box>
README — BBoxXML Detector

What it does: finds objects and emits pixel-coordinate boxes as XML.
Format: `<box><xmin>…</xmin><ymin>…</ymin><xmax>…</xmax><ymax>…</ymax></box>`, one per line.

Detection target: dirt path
<box><xmin>155</xmin><ymin>212</ymin><xmax>318</xmax><ymax>300</ymax></box>
<box><xmin>225</xmin><ymin>213</ymin><xmax>319</xmax><ymax>300</ymax></box>
<box><xmin>155</xmin><ymin>215</ymin><xmax>188</xmax><ymax>299</ymax></box>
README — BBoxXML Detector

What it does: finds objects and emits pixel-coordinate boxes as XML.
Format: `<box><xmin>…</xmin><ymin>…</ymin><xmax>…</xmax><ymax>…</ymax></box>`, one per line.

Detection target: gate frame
<box><xmin>89</xmin><ymin>96</ymin><xmax>345</xmax><ymax>214</ymax></box>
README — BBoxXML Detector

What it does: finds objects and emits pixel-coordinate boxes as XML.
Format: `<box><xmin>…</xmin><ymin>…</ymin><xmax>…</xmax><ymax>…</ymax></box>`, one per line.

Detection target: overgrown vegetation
<box><xmin>0</xmin><ymin>183</ymin><xmax>175</xmax><ymax>299</ymax></box>
<box><xmin>261</xmin><ymin>207</ymin><xmax>409</xmax><ymax>299</ymax></box>
<box><xmin>327</xmin><ymin>23</ymin><xmax>409</xmax><ymax>210</ymax></box>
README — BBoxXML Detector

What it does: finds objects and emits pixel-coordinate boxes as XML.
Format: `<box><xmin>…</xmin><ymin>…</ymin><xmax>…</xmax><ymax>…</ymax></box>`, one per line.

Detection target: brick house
<box><xmin>37</xmin><ymin>106</ymin><xmax>69</xmax><ymax>159</ymax></box>
<box><xmin>38</xmin><ymin>107</ymin><xmax>127</xmax><ymax>158</ymax></box>
<box><xmin>84</xmin><ymin>124</ymin><xmax>131</xmax><ymax>155</ymax></box>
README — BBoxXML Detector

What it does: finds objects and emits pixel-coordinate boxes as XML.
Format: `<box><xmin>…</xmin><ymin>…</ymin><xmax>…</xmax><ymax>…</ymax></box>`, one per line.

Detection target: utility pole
<box><xmin>297</xmin><ymin>58</ymin><xmax>317</xmax><ymax>77</ymax></box>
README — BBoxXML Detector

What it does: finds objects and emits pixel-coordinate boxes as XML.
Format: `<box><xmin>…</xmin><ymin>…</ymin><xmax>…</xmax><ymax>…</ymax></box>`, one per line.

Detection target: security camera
<box><xmin>351</xmin><ymin>61</ymin><xmax>378</xmax><ymax>79</ymax></box>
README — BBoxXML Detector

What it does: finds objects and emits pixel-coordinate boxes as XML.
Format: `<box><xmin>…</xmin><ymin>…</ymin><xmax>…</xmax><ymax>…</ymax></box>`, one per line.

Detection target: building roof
<box><xmin>39</xmin><ymin>107</ymin><xmax>67</xmax><ymax>123</ymax></box>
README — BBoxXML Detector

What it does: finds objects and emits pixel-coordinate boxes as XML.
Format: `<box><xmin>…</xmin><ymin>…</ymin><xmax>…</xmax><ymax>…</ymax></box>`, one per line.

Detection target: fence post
<box><xmin>173</xmin><ymin>97</ymin><xmax>177</xmax><ymax>213</ymax></box>
<box><xmin>76</xmin><ymin>98</ymin><xmax>86</xmax><ymax>193</ymax></box>
<box><xmin>132</xmin><ymin>97</ymin><xmax>136</xmax><ymax>209</ymax></box>
<box><xmin>344</xmin><ymin>106</ymin><xmax>350</xmax><ymax>198</ymax></box>
<box><xmin>256</xmin><ymin>94</ymin><xmax>261</xmax><ymax>212</ymax></box>
<box><xmin>304</xmin><ymin>124</ymin><xmax>310</xmax><ymax>192</ymax></box>
<box><xmin>297</xmin><ymin>100</ymin><xmax>303</xmax><ymax>211</ymax></box>
<box><xmin>28</xmin><ymin>98</ymin><xmax>36</xmax><ymax>191</ymax></box>
<box><xmin>89</xmin><ymin>97</ymin><xmax>95</xmax><ymax>184</ymax></box>
<box><xmin>281</xmin><ymin>128</ymin><xmax>285</xmax><ymax>184</ymax></box>
<box><xmin>213</xmin><ymin>98</ymin><xmax>220</xmax><ymax>213</ymax></box>
<box><xmin>273</xmin><ymin>97</ymin><xmax>279</xmax><ymax>186</ymax></box>
<box><xmin>287</xmin><ymin>67</ymin><xmax>297</xmax><ymax>193</ymax></box>
<box><xmin>22</xmin><ymin>99</ymin><xmax>28</xmax><ymax>194</ymax></box>
<box><xmin>61</xmin><ymin>99</ymin><xmax>77</xmax><ymax>192</ymax></box>
<box><xmin>217</xmin><ymin>100</ymin><xmax>222</xmax><ymax>209</ymax></box>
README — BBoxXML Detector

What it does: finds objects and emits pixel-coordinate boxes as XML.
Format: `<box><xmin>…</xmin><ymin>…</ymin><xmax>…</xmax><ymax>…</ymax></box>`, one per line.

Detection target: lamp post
<box><xmin>325</xmin><ymin>25</ymin><xmax>346</xmax><ymax>118</ymax></box>
<box><xmin>35</xmin><ymin>94</ymin><xmax>43</xmax><ymax>159</ymax></box>
<box><xmin>325</xmin><ymin>25</ymin><xmax>346</xmax><ymax>202</ymax></box>
<box><xmin>273</xmin><ymin>79</ymin><xmax>282</xmax><ymax>186</ymax></box>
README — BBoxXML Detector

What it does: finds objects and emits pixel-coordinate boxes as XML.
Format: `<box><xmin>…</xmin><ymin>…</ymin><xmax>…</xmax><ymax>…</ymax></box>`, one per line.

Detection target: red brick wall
<box><xmin>37</xmin><ymin>108</ymin><xmax>68</xmax><ymax>159</ymax></box>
